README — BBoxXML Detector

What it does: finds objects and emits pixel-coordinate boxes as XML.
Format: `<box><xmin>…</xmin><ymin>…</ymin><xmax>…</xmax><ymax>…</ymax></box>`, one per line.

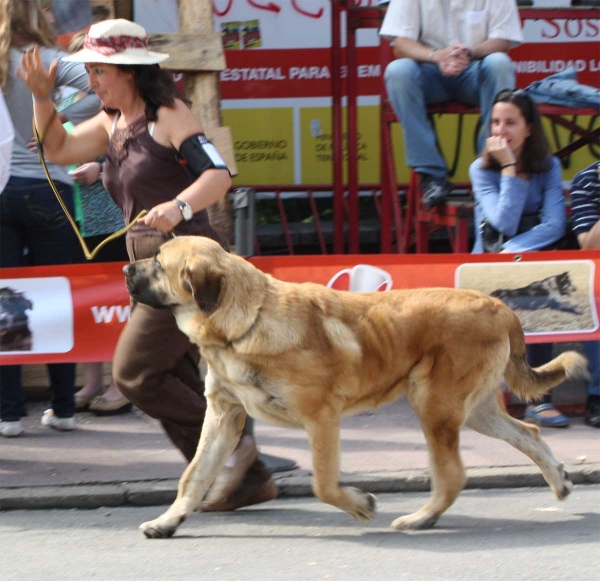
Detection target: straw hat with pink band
<box><xmin>63</xmin><ymin>19</ymin><xmax>169</xmax><ymax>65</ymax></box>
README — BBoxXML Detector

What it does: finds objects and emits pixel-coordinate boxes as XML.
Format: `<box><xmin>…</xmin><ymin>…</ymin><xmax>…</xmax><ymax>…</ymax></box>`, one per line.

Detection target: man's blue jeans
<box><xmin>384</xmin><ymin>53</ymin><xmax>516</xmax><ymax>179</ymax></box>
<box><xmin>0</xmin><ymin>177</ymin><xmax>81</xmax><ymax>421</ymax></box>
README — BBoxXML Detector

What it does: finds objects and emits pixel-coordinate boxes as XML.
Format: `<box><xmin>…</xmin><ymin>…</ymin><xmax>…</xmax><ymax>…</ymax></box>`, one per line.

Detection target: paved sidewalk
<box><xmin>1</xmin><ymin>400</ymin><xmax>598</xmax><ymax>510</ymax></box>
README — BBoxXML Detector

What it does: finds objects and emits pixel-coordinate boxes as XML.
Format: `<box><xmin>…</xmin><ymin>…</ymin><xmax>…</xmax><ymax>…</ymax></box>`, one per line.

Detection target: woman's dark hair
<box><xmin>103</xmin><ymin>64</ymin><xmax>190</xmax><ymax>120</ymax></box>
<box><xmin>482</xmin><ymin>89</ymin><xmax>552</xmax><ymax>174</ymax></box>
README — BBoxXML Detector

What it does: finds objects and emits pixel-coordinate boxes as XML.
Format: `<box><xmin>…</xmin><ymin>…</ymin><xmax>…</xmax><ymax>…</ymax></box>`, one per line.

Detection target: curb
<box><xmin>1</xmin><ymin>463</ymin><xmax>598</xmax><ymax>511</ymax></box>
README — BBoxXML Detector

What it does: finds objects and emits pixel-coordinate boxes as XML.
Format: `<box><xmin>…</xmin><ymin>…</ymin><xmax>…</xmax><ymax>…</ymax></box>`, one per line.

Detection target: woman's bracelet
<box><xmin>427</xmin><ymin>49</ymin><xmax>436</xmax><ymax>63</ymax></box>
<box><xmin>501</xmin><ymin>163</ymin><xmax>517</xmax><ymax>169</ymax></box>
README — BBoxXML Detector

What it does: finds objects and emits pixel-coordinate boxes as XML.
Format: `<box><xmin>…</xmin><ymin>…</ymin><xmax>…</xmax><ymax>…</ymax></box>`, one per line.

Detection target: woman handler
<box><xmin>18</xmin><ymin>18</ymin><xmax>277</xmax><ymax>509</ymax></box>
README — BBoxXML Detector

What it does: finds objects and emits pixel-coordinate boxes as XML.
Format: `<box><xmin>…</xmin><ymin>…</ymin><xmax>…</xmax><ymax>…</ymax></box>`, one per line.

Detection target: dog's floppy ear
<box><xmin>180</xmin><ymin>256</ymin><xmax>223</xmax><ymax>315</ymax></box>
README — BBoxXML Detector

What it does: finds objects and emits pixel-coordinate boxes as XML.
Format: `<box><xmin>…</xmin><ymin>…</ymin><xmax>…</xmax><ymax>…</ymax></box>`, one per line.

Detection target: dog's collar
<box><xmin>227</xmin><ymin>307</ymin><xmax>261</xmax><ymax>348</ymax></box>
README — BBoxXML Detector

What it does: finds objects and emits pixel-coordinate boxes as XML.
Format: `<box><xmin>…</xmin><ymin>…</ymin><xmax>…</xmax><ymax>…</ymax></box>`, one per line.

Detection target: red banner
<box><xmin>1</xmin><ymin>251</ymin><xmax>598</xmax><ymax>364</ymax></box>
<box><xmin>220</xmin><ymin>40</ymin><xmax>600</xmax><ymax>101</ymax></box>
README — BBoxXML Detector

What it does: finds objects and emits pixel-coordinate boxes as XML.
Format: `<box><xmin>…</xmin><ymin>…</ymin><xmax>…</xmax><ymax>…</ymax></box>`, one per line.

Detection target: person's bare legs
<box><xmin>76</xmin><ymin>363</ymin><xmax>124</xmax><ymax>401</ymax></box>
<box><xmin>98</xmin><ymin>379</ymin><xmax>124</xmax><ymax>402</ymax></box>
<box><xmin>77</xmin><ymin>363</ymin><xmax>131</xmax><ymax>413</ymax></box>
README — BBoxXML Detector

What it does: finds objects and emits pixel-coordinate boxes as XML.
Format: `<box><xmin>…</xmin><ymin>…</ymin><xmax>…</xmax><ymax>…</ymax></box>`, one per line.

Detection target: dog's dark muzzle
<box><xmin>122</xmin><ymin>263</ymin><xmax>140</xmax><ymax>297</ymax></box>
<box><xmin>123</xmin><ymin>263</ymin><xmax>168</xmax><ymax>309</ymax></box>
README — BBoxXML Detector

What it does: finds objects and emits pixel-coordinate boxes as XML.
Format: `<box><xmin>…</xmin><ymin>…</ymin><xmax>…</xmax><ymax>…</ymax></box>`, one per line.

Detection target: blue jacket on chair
<box><xmin>523</xmin><ymin>67</ymin><xmax>600</xmax><ymax>110</ymax></box>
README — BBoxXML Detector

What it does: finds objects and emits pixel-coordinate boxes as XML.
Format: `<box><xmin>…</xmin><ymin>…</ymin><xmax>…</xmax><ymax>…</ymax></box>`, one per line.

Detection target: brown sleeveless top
<box><xmin>103</xmin><ymin>114</ymin><xmax>211</xmax><ymax>238</ymax></box>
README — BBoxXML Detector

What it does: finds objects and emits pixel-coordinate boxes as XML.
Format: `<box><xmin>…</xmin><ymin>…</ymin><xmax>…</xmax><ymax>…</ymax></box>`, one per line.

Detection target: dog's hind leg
<box><xmin>392</xmin><ymin>394</ymin><xmax>466</xmax><ymax>531</ymax></box>
<box><xmin>305</xmin><ymin>413</ymin><xmax>377</xmax><ymax>522</ymax></box>
<box><xmin>139</xmin><ymin>395</ymin><xmax>245</xmax><ymax>539</ymax></box>
<box><xmin>466</xmin><ymin>390</ymin><xmax>572</xmax><ymax>500</ymax></box>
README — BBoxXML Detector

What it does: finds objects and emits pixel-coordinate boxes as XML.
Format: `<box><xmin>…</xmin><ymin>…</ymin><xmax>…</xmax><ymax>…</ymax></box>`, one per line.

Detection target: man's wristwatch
<box><xmin>173</xmin><ymin>198</ymin><xmax>193</xmax><ymax>221</ymax></box>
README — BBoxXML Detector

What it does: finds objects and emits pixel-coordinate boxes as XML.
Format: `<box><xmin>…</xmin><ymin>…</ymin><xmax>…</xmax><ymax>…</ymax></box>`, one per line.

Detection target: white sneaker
<box><xmin>41</xmin><ymin>409</ymin><xmax>76</xmax><ymax>431</ymax></box>
<box><xmin>0</xmin><ymin>420</ymin><xmax>23</xmax><ymax>437</ymax></box>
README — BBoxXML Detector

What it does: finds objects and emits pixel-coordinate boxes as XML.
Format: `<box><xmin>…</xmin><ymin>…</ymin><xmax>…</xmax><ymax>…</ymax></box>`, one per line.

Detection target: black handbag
<box><xmin>480</xmin><ymin>214</ymin><xmax>540</xmax><ymax>253</ymax></box>
<box><xmin>480</xmin><ymin>213</ymin><xmax>576</xmax><ymax>253</ymax></box>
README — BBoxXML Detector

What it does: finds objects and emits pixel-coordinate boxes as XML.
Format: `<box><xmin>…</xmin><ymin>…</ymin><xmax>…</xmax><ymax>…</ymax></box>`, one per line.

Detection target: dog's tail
<box><xmin>503</xmin><ymin>311</ymin><xmax>589</xmax><ymax>402</ymax></box>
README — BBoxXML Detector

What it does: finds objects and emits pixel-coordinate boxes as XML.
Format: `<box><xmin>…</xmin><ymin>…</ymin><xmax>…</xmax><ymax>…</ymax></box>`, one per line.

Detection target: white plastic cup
<box><xmin>327</xmin><ymin>264</ymin><xmax>393</xmax><ymax>292</ymax></box>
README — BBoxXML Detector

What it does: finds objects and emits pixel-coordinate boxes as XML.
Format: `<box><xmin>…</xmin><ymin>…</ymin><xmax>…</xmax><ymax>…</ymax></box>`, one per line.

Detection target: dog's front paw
<box><xmin>555</xmin><ymin>462</ymin><xmax>574</xmax><ymax>501</ymax></box>
<box><xmin>345</xmin><ymin>487</ymin><xmax>377</xmax><ymax>523</ymax></box>
<box><xmin>139</xmin><ymin>513</ymin><xmax>186</xmax><ymax>539</ymax></box>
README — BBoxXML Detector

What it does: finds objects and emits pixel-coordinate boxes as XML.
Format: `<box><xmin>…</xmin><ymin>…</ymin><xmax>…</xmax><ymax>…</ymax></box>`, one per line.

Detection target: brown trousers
<box><xmin>113</xmin><ymin>233</ymin><xmax>248</xmax><ymax>463</ymax></box>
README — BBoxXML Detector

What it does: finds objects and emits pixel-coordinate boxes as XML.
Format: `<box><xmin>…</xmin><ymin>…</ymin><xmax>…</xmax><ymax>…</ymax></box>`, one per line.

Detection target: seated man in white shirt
<box><xmin>381</xmin><ymin>0</ymin><xmax>523</xmax><ymax>208</ymax></box>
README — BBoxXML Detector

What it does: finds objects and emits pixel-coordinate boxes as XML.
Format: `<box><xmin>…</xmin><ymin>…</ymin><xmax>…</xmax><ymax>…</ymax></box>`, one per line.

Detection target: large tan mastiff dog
<box><xmin>124</xmin><ymin>236</ymin><xmax>588</xmax><ymax>539</ymax></box>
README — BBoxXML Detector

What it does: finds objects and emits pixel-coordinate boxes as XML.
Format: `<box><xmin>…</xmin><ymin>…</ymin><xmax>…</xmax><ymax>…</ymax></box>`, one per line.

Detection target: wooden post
<box><xmin>177</xmin><ymin>0</ymin><xmax>234</xmax><ymax>244</ymax></box>
<box><xmin>112</xmin><ymin>0</ymin><xmax>132</xmax><ymax>20</ymax></box>
<box><xmin>178</xmin><ymin>0</ymin><xmax>220</xmax><ymax>129</ymax></box>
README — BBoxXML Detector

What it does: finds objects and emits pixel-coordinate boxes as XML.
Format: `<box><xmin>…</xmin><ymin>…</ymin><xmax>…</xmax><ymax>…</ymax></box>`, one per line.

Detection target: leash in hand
<box><xmin>32</xmin><ymin>114</ymin><xmax>147</xmax><ymax>261</ymax></box>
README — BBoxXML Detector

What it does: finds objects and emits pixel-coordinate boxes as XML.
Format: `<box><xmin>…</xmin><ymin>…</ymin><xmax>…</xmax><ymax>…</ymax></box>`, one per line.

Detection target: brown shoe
<box><xmin>199</xmin><ymin>458</ymin><xmax>278</xmax><ymax>512</ymax></box>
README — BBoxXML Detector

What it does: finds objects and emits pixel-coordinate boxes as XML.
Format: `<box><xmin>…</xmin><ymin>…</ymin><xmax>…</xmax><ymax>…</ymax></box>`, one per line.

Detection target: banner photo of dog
<box><xmin>0</xmin><ymin>263</ymin><xmax>134</xmax><ymax>365</ymax></box>
<box><xmin>455</xmin><ymin>260</ymin><xmax>599</xmax><ymax>336</ymax></box>
<box><xmin>0</xmin><ymin>278</ymin><xmax>74</xmax><ymax>354</ymax></box>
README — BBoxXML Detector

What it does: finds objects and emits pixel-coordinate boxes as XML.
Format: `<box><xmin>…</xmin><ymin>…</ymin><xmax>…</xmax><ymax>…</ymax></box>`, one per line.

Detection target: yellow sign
<box><xmin>223</xmin><ymin>108</ymin><xmax>294</xmax><ymax>185</ymax></box>
<box><xmin>225</xmin><ymin>106</ymin><xmax>598</xmax><ymax>186</ymax></box>
<box><xmin>300</xmin><ymin>106</ymin><xmax>381</xmax><ymax>184</ymax></box>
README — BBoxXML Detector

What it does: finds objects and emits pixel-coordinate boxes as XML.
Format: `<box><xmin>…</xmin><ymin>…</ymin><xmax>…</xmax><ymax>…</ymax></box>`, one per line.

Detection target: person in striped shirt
<box><xmin>570</xmin><ymin>161</ymin><xmax>600</xmax><ymax>428</ymax></box>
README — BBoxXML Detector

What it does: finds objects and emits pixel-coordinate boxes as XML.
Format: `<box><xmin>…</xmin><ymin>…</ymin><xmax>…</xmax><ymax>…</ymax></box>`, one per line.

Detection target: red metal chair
<box><xmin>379</xmin><ymin>70</ymin><xmax>478</xmax><ymax>254</ymax></box>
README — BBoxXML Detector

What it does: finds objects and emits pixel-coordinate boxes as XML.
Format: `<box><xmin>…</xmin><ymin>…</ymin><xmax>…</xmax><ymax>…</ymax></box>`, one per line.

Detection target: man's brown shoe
<box><xmin>199</xmin><ymin>459</ymin><xmax>278</xmax><ymax>512</ymax></box>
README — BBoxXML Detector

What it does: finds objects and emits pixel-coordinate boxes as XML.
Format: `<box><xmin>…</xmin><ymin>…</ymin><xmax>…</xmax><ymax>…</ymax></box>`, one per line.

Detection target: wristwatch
<box><xmin>173</xmin><ymin>198</ymin><xmax>193</xmax><ymax>221</ymax></box>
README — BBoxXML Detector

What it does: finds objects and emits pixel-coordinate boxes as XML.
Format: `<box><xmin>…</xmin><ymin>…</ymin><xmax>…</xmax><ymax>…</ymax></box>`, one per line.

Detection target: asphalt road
<box><xmin>2</xmin><ymin>486</ymin><xmax>599</xmax><ymax>581</ymax></box>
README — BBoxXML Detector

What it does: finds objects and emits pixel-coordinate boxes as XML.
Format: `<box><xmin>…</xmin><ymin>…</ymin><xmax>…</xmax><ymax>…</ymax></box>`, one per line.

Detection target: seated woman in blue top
<box><xmin>470</xmin><ymin>89</ymin><xmax>566</xmax><ymax>254</ymax></box>
<box><xmin>469</xmin><ymin>88</ymin><xmax>570</xmax><ymax>428</ymax></box>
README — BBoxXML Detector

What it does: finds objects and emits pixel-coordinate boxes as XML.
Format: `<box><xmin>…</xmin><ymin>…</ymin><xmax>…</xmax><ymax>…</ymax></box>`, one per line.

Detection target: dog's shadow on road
<box><xmin>171</xmin><ymin>508</ymin><xmax>598</xmax><ymax>552</ymax></box>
